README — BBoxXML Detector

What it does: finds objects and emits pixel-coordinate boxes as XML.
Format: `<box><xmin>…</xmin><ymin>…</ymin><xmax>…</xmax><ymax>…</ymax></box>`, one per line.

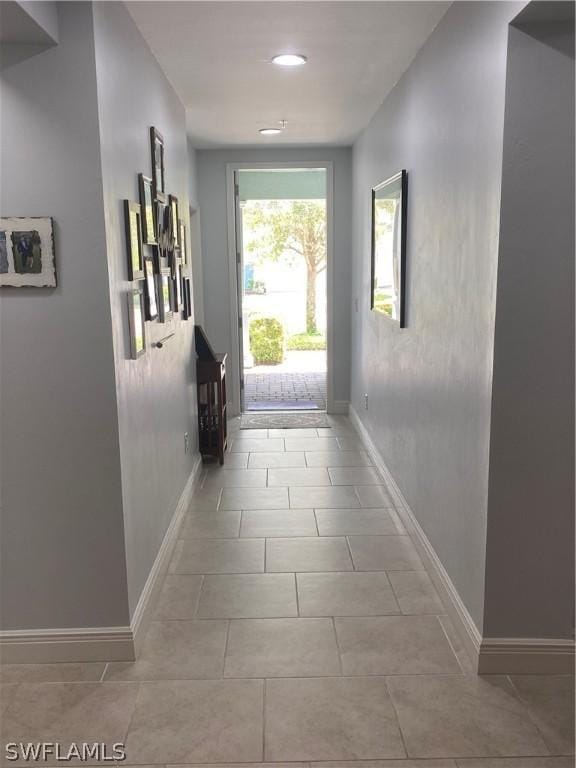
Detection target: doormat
<box><xmin>246</xmin><ymin>400</ymin><xmax>319</xmax><ymax>411</ymax></box>
<box><xmin>240</xmin><ymin>412</ymin><xmax>330</xmax><ymax>429</ymax></box>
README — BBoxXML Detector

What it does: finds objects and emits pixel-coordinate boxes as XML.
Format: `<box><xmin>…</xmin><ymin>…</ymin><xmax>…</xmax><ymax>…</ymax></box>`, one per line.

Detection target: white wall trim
<box><xmin>349</xmin><ymin>405</ymin><xmax>575</xmax><ymax>674</ymax></box>
<box><xmin>225</xmin><ymin>160</ymin><xmax>335</xmax><ymax>416</ymax></box>
<box><xmin>0</xmin><ymin>626</ymin><xmax>134</xmax><ymax>665</ymax></box>
<box><xmin>130</xmin><ymin>453</ymin><xmax>203</xmax><ymax>652</ymax></box>
<box><xmin>0</xmin><ymin>455</ymin><xmax>203</xmax><ymax>664</ymax></box>
<box><xmin>479</xmin><ymin>637</ymin><xmax>575</xmax><ymax>674</ymax></box>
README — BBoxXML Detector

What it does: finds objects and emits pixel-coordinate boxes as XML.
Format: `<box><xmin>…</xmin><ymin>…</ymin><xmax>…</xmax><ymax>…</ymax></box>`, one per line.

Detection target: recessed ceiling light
<box><xmin>259</xmin><ymin>127</ymin><xmax>283</xmax><ymax>135</ymax></box>
<box><xmin>272</xmin><ymin>54</ymin><xmax>307</xmax><ymax>67</ymax></box>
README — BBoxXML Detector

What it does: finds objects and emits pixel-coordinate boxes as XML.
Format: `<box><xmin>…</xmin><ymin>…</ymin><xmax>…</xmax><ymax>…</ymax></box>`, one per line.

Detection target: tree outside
<box><xmin>243</xmin><ymin>199</ymin><xmax>327</xmax><ymax>334</ymax></box>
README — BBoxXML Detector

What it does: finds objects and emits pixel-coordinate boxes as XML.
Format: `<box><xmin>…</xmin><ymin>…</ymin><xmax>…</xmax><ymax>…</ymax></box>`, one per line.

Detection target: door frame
<box><xmin>225</xmin><ymin>160</ymin><xmax>335</xmax><ymax>416</ymax></box>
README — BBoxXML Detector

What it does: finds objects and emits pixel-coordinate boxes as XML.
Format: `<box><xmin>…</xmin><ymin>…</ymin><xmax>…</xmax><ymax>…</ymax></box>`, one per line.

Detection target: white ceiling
<box><xmin>127</xmin><ymin>1</ymin><xmax>450</xmax><ymax>147</ymax></box>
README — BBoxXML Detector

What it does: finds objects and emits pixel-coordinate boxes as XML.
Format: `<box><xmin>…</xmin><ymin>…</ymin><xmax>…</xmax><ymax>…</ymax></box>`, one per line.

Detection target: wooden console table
<box><xmin>196</xmin><ymin>353</ymin><xmax>227</xmax><ymax>464</ymax></box>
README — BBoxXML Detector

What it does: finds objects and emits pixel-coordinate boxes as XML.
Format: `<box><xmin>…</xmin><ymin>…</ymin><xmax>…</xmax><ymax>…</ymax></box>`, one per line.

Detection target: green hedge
<box><xmin>287</xmin><ymin>332</ymin><xmax>326</xmax><ymax>351</ymax></box>
<box><xmin>249</xmin><ymin>317</ymin><xmax>285</xmax><ymax>364</ymax></box>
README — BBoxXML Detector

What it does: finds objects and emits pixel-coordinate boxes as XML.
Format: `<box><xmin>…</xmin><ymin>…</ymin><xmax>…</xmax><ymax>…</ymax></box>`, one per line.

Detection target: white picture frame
<box><xmin>127</xmin><ymin>288</ymin><xmax>146</xmax><ymax>359</ymax></box>
<box><xmin>0</xmin><ymin>217</ymin><xmax>56</xmax><ymax>287</ymax></box>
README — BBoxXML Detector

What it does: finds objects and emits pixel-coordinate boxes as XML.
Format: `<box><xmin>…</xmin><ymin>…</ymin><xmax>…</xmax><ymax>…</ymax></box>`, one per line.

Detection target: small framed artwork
<box><xmin>127</xmin><ymin>288</ymin><xmax>146</xmax><ymax>359</ymax></box>
<box><xmin>182</xmin><ymin>277</ymin><xmax>192</xmax><ymax>320</ymax></box>
<box><xmin>371</xmin><ymin>170</ymin><xmax>408</xmax><ymax>327</ymax></box>
<box><xmin>150</xmin><ymin>127</ymin><xmax>165</xmax><ymax>195</ymax></box>
<box><xmin>173</xmin><ymin>263</ymin><xmax>182</xmax><ymax>310</ymax></box>
<box><xmin>124</xmin><ymin>200</ymin><xmax>144</xmax><ymax>280</ymax></box>
<box><xmin>0</xmin><ymin>217</ymin><xmax>56</xmax><ymax>287</ymax></box>
<box><xmin>143</xmin><ymin>257</ymin><xmax>158</xmax><ymax>321</ymax></box>
<box><xmin>138</xmin><ymin>174</ymin><xmax>156</xmax><ymax>245</ymax></box>
<box><xmin>179</xmin><ymin>220</ymin><xmax>187</xmax><ymax>265</ymax></box>
<box><xmin>169</xmin><ymin>195</ymin><xmax>180</xmax><ymax>249</ymax></box>
<box><xmin>157</xmin><ymin>269</ymin><xmax>172</xmax><ymax>323</ymax></box>
<box><xmin>154</xmin><ymin>192</ymin><xmax>170</xmax><ymax>271</ymax></box>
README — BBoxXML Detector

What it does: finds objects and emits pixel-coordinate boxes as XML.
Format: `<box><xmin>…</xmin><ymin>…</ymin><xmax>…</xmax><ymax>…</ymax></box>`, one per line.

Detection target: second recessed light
<box><xmin>272</xmin><ymin>54</ymin><xmax>307</xmax><ymax>67</ymax></box>
<box><xmin>259</xmin><ymin>127</ymin><xmax>283</xmax><ymax>135</ymax></box>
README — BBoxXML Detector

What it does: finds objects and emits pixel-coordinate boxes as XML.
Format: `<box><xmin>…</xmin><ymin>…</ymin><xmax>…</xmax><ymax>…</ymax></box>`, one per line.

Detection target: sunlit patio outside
<box><xmin>241</xmin><ymin>198</ymin><xmax>327</xmax><ymax>411</ymax></box>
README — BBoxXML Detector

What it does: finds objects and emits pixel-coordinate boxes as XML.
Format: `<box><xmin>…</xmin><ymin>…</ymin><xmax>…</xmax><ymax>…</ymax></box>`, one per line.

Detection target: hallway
<box><xmin>1</xmin><ymin>417</ymin><xmax>573</xmax><ymax>764</ymax></box>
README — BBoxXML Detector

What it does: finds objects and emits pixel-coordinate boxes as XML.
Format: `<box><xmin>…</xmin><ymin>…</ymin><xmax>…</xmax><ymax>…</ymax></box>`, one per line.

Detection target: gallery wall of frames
<box><xmin>125</xmin><ymin>126</ymin><xmax>193</xmax><ymax>360</ymax></box>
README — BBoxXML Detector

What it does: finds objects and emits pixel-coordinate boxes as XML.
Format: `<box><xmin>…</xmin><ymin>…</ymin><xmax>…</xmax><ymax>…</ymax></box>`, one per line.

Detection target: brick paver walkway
<box><xmin>244</xmin><ymin>350</ymin><xmax>327</xmax><ymax>410</ymax></box>
<box><xmin>245</xmin><ymin>371</ymin><xmax>326</xmax><ymax>410</ymax></box>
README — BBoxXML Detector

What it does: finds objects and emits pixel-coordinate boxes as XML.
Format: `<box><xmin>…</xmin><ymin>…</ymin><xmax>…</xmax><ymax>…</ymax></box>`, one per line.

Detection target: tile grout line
<box><xmin>436</xmin><ymin>613</ymin><xmax>466</xmax><ymax>675</ymax></box>
<box><xmin>331</xmin><ymin>615</ymin><xmax>345</xmax><ymax>677</ymax></box>
<box><xmin>262</xmin><ymin>677</ymin><xmax>267</xmax><ymax>762</ymax></box>
<box><xmin>192</xmin><ymin>574</ymin><xmax>205</xmax><ymax>618</ymax></box>
<box><xmin>505</xmin><ymin>672</ymin><xmax>558</xmax><ymax>753</ymax></box>
<box><xmin>383</xmin><ymin>675</ymin><xmax>410</xmax><ymax>760</ymax></box>
<box><xmin>313</xmin><ymin>509</ymin><xmax>321</xmax><ymax>537</ymax></box>
<box><xmin>344</xmin><ymin>535</ymin><xmax>356</xmax><ymax>571</ymax></box>
<box><xmin>294</xmin><ymin>572</ymin><xmax>301</xmax><ymax>617</ymax></box>
<box><xmin>118</xmin><ymin>679</ymin><xmax>143</xmax><ymax>760</ymax></box>
<box><xmin>221</xmin><ymin>619</ymin><xmax>232</xmax><ymax>679</ymax></box>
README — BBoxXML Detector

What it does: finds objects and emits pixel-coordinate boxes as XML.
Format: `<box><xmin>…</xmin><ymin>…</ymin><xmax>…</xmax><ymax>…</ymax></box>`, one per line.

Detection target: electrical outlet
<box><xmin>364</xmin><ymin>394</ymin><xmax>369</xmax><ymax>410</ymax></box>
<box><xmin>184</xmin><ymin>432</ymin><xmax>189</xmax><ymax>454</ymax></box>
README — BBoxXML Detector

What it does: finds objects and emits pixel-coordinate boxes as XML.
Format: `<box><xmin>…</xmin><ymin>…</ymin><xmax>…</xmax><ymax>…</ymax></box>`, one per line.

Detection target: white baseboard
<box><xmin>478</xmin><ymin>637</ymin><xmax>575</xmax><ymax>674</ymax></box>
<box><xmin>131</xmin><ymin>453</ymin><xmax>203</xmax><ymax>652</ymax></box>
<box><xmin>349</xmin><ymin>405</ymin><xmax>575</xmax><ymax>675</ymax></box>
<box><xmin>0</xmin><ymin>627</ymin><xmax>134</xmax><ymax>664</ymax></box>
<box><xmin>0</xmin><ymin>455</ymin><xmax>203</xmax><ymax>665</ymax></box>
<box><xmin>328</xmin><ymin>400</ymin><xmax>349</xmax><ymax>415</ymax></box>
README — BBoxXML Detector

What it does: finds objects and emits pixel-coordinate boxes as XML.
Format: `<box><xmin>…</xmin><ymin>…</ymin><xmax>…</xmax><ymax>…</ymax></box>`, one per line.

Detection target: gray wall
<box><xmin>350</xmin><ymin>1</ymin><xmax>524</xmax><ymax>631</ymax></box>
<box><xmin>0</xmin><ymin>3</ymin><xmax>129</xmax><ymax>630</ymax></box>
<box><xmin>484</xmin><ymin>11</ymin><xmax>575</xmax><ymax>638</ymax></box>
<box><xmin>196</xmin><ymin>147</ymin><xmax>352</xmax><ymax>414</ymax></box>
<box><xmin>188</xmin><ymin>141</ymin><xmax>205</xmax><ymax>326</ymax></box>
<box><xmin>92</xmin><ymin>2</ymin><xmax>199</xmax><ymax>618</ymax></box>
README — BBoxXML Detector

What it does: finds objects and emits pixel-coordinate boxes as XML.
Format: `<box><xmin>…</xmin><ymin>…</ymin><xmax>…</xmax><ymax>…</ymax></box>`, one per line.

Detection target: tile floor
<box><xmin>0</xmin><ymin>416</ymin><xmax>573</xmax><ymax>766</ymax></box>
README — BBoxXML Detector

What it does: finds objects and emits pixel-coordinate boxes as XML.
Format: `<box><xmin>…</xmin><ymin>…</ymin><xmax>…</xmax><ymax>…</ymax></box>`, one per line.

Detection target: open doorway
<box><xmin>234</xmin><ymin>168</ymin><xmax>328</xmax><ymax>412</ymax></box>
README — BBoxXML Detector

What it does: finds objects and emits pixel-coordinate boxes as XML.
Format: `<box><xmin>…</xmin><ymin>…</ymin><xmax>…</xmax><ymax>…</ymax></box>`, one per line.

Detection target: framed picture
<box><xmin>0</xmin><ymin>217</ymin><xmax>56</xmax><ymax>287</ymax></box>
<box><xmin>179</xmin><ymin>220</ymin><xmax>187</xmax><ymax>264</ymax></box>
<box><xmin>157</xmin><ymin>269</ymin><xmax>172</xmax><ymax>323</ymax></box>
<box><xmin>127</xmin><ymin>288</ymin><xmax>146</xmax><ymax>359</ymax></box>
<box><xmin>154</xmin><ymin>192</ymin><xmax>170</xmax><ymax>271</ymax></box>
<box><xmin>173</xmin><ymin>263</ymin><xmax>182</xmax><ymax>311</ymax></box>
<box><xmin>150</xmin><ymin>127</ymin><xmax>165</xmax><ymax>195</ymax></box>
<box><xmin>143</xmin><ymin>257</ymin><xmax>158</xmax><ymax>321</ymax></box>
<box><xmin>371</xmin><ymin>170</ymin><xmax>408</xmax><ymax>327</ymax></box>
<box><xmin>182</xmin><ymin>277</ymin><xmax>192</xmax><ymax>320</ymax></box>
<box><xmin>124</xmin><ymin>200</ymin><xmax>144</xmax><ymax>280</ymax></box>
<box><xmin>138</xmin><ymin>174</ymin><xmax>156</xmax><ymax>245</ymax></box>
<box><xmin>169</xmin><ymin>195</ymin><xmax>180</xmax><ymax>249</ymax></box>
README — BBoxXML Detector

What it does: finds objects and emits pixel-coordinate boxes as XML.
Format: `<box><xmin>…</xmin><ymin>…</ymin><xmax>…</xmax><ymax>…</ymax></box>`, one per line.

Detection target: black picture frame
<box><xmin>138</xmin><ymin>174</ymin><xmax>157</xmax><ymax>245</ymax></box>
<box><xmin>124</xmin><ymin>200</ymin><xmax>144</xmax><ymax>280</ymax></box>
<box><xmin>127</xmin><ymin>287</ymin><xmax>146</xmax><ymax>359</ymax></box>
<box><xmin>370</xmin><ymin>169</ymin><xmax>408</xmax><ymax>328</ymax></box>
<box><xmin>169</xmin><ymin>194</ymin><xmax>180</xmax><ymax>249</ymax></box>
<box><xmin>150</xmin><ymin>127</ymin><xmax>165</xmax><ymax>196</ymax></box>
<box><xmin>157</xmin><ymin>269</ymin><xmax>172</xmax><ymax>323</ymax></box>
<box><xmin>143</xmin><ymin>257</ymin><xmax>158</xmax><ymax>321</ymax></box>
<box><xmin>183</xmin><ymin>278</ymin><xmax>192</xmax><ymax>321</ymax></box>
<box><xmin>154</xmin><ymin>192</ymin><xmax>170</xmax><ymax>273</ymax></box>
